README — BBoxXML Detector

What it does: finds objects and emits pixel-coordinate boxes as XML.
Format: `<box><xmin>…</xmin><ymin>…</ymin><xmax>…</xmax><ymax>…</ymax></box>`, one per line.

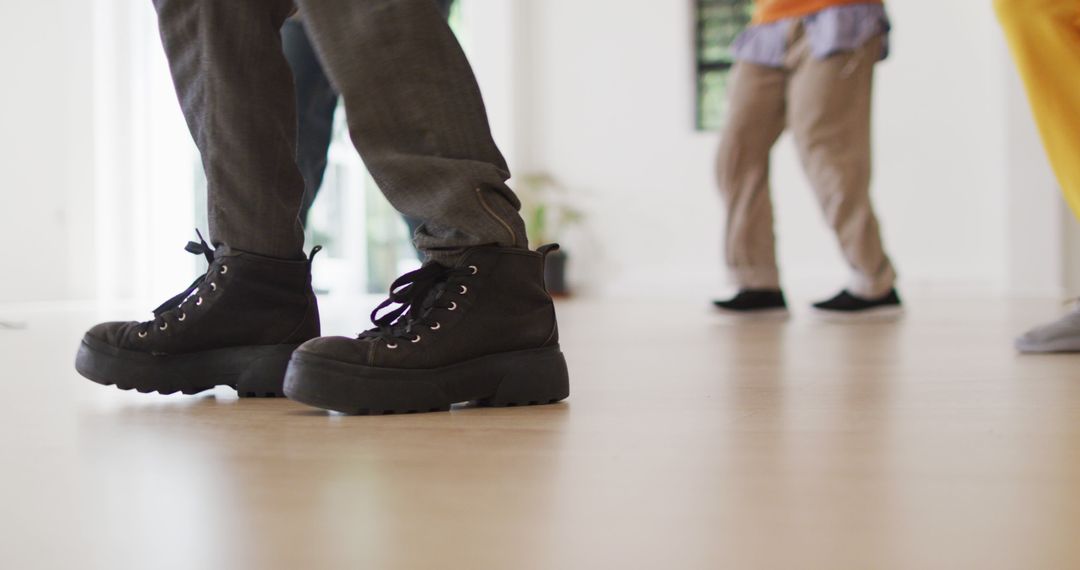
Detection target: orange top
<box><xmin>753</xmin><ymin>0</ymin><xmax>884</xmax><ymax>24</ymax></box>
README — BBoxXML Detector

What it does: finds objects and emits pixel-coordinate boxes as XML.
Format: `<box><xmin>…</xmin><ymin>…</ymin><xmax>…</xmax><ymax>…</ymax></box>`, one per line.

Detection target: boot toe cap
<box><xmin>295</xmin><ymin>336</ymin><xmax>374</xmax><ymax>366</ymax></box>
<box><xmin>85</xmin><ymin>321</ymin><xmax>140</xmax><ymax>347</ymax></box>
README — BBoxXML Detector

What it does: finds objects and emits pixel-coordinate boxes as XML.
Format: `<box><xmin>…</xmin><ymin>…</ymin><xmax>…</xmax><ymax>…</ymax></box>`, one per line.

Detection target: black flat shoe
<box><xmin>713</xmin><ymin>289</ymin><xmax>787</xmax><ymax>313</ymax></box>
<box><xmin>812</xmin><ymin>288</ymin><xmax>902</xmax><ymax>314</ymax></box>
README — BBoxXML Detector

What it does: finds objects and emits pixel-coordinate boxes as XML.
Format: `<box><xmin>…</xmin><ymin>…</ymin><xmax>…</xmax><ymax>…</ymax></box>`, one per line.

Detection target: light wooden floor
<box><xmin>3</xmin><ymin>296</ymin><xmax>1080</xmax><ymax>569</ymax></box>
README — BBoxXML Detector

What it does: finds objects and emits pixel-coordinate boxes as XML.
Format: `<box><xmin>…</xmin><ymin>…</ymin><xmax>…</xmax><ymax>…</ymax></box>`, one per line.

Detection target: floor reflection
<box><xmin>76</xmin><ymin>393</ymin><xmax>571</xmax><ymax>568</ymax></box>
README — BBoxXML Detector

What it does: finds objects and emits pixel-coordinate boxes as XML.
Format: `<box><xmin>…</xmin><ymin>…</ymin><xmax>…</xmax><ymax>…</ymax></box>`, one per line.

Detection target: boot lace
<box><xmin>359</xmin><ymin>262</ymin><xmax>478</xmax><ymax>348</ymax></box>
<box><xmin>137</xmin><ymin>231</ymin><xmax>222</xmax><ymax>338</ymax></box>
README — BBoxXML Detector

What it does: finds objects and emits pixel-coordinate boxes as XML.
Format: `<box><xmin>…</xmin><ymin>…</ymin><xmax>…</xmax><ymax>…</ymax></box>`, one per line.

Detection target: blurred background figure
<box><xmin>997</xmin><ymin>0</ymin><xmax>1080</xmax><ymax>353</ymax></box>
<box><xmin>281</xmin><ymin>0</ymin><xmax>456</xmax><ymax>261</ymax></box>
<box><xmin>712</xmin><ymin>0</ymin><xmax>900</xmax><ymax>316</ymax></box>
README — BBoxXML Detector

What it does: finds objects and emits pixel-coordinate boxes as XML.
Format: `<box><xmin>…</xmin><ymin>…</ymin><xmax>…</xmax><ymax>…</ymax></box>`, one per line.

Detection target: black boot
<box><xmin>284</xmin><ymin>245</ymin><xmax>570</xmax><ymax>415</ymax></box>
<box><xmin>75</xmin><ymin>234</ymin><xmax>321</xmax><ymax>397</ymax></box>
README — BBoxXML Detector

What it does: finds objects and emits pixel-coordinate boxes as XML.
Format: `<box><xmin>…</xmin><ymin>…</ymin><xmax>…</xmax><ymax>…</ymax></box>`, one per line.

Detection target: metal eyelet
<box><xmin>411</xmin><ymin>335</ymin><xmax>422</xmax><ymax>343</ymax></box>
<box><xmin>178</xmin><ymin>312</ymin><xmax>186</xmax><ymax>322</ymax></box>
<box><xmin>468</xmin><ymin>265</ymin><xmax>478</xmax><ymax>275</ymax></box>
<box><xmin>220</xmin><ymin>265</ymin><xmax>228</xmax><ymax>274</ymax></box>
<box><xmin>137</xmin><ymin>330</ymin><xmax>148</xmax><ymax>338</ymax></box>
<box><xmin>159</xmin><ymin>322</ymin><xmax>168</xmax><ymax>331</ymax></box>
<box><xmin>430</xmin><ymin>322</ymin><xmax>441</xmax><ymax>331</ymax></box>
<box><xmin>459</xmin><ymin>285</ymin><xmax>468</xmax><ymax>295</ymax></box>
<box><xmin>195</xmin><ymin>297</ymin><xmax>203</xmax><ymax>306</ymax></box>
<box><xmin>210</xmin><ymin>282</ymin><xmax>217</xmax><ymax>292</ymax></box>
<box><xmin>447</xmin><ymin>301</ymin><xmax>457</xmax><ymax>311</ymax></box>
<box><xmin>386</xmin><ymin>342</ymin><xmax>399</xmax><ymax>349</ymax></box>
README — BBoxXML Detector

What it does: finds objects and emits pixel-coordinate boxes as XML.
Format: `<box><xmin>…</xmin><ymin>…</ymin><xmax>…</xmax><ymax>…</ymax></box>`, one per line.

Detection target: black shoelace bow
<box><xmin>140</xmin><ymin>232</ymin><xmax>217</xmax><ymax>332</ymax></box>
<box><xmin>360</xmin><ymin>263</ymin><xmax>474</xmax><ymax>344</ymax></box>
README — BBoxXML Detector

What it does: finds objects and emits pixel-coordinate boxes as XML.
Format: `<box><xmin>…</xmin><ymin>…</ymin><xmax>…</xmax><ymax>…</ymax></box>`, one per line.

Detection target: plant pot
<box><xmin>544</xmin><ymin>249</ymin><xmax>570</xmax><ymax>297</ymax></box>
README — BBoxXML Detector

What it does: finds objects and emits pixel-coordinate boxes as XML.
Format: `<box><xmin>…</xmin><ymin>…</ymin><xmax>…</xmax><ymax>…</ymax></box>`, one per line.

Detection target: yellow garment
<box><xmin>996</xmin><ymin>0</ymin><xmax>1080</xmax><ymax>218</ymax></box>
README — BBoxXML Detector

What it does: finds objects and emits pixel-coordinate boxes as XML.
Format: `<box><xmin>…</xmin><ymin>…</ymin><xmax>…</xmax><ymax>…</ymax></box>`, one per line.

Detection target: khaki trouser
<box><xmin>716</xmin><ymin>25</ymin><xmax>896</xmax><ymax>298</ymax></box>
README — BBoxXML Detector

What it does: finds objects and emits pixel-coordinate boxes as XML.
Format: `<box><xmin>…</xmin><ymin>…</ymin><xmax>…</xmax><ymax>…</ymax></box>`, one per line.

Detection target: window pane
<box><xmin>696</xmin><ymin>0</ymin><xmax>753</xmax><ymax>131</ymax></box>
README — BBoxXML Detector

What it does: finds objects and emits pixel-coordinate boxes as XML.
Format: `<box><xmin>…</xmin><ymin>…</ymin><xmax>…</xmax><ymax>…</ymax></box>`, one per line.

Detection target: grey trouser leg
<box><xmin>153</xmin><ymin>0</ymin><xmax>526</xmax><ymax>263</ymax></box>
<box><xmin>294</xmin><ymin>0</ymin><xmax>526</xmax><ymax>262</ymax></box>
<box><xmin>716</xmin><ymin>27</ymin><xmax>896</xmax><ymax>297</ymax></box>
<box><xmin>282</xmin><ymin>0</ymin><xmax>452</xmax><ymax>261</ymax></box>
<box><xmin>153</xmin><ymin>0</ymin><xmax>306</xmax><ymax>259</ymax></box>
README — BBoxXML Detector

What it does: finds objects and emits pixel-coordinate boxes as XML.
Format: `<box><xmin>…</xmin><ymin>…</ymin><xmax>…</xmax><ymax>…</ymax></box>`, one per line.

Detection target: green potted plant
<box><xmin>517</xmin><ymin>172</ymin><xmax>584</xmax><ymax>296</ymax></box>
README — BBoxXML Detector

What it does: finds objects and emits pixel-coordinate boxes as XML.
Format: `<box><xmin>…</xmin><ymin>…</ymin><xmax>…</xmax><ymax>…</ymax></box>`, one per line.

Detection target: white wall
<box><xmin>521</xmin><ymin>0</ymin><xmax>1061</xmax><ymax>299</ymax></box>
<box><xmin>1</xmin><ymin>1</ymin><xmax>97</xmax><ymax>302</ymax></box>
<box><xmin>91</xmin><ymin>0</ymin><xmax>199</xmax><ymax>306</ymax></box>
<box><xmin>1</xmin><ymin>1</ymin><xmax>232</xmax><ymax>305</ymax></box>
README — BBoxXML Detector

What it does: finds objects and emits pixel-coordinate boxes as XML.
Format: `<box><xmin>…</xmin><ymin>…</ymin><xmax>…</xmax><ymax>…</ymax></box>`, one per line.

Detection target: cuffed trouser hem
<box><xmin>729</xmin><ymin>266</ymin><xmax>782</xmax><ymax>291</ymax></box>
<box><xmin>154</xmin><ymin>0</ymin><xmax>528</xmax><ymax>260</ymax></box>
<box><xmin>848</xmin><ymin>261</ymin><xmax>897</xmax><ymax>299</ymax></box>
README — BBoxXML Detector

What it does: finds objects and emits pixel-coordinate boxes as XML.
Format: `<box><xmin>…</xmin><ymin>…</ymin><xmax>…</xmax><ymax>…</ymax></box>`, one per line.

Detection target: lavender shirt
<box><xmin>731</xmin><ymin>4</ymin><xmax>891</xmax><ymax>68</ymax></box>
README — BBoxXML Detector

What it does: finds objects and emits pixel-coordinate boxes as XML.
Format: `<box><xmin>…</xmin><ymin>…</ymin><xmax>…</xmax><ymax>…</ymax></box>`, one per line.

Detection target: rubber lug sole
<box><xmin>283</xmin><ymin>344</ymin><xmax>570</xmax><ymax>415</ymax></box>
<box><xmin>75</xmin><ymin>336</ymin><xmax>300</xmax><ymax>397</ymax></box>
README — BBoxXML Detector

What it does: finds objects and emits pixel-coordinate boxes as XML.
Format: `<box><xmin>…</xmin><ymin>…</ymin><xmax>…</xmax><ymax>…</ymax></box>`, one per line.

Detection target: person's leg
<box><xmin>282</xmin><ymin>18</ymin><xmax>341</xmax><ymax>226</ymax></box>
<box><xmin>715</xmin><ymin>61</ymin><xmax>788</xmax><ymax>294</ymax></box>
<box><xmin>435</xmin><ymin>0</ymin><xmax>454</xmax><ymax>18</ymax></box>
<box><xmin>787</xmin><ymin>32</ymin><xmax>896</xmax><ymax>300</ymax></box>
<box><xmin>74</xmin><ymin>0</ymin><xmax>321</xmax><ymax>396</ymax></box>
<box><xmin>996</xmin><ymin>0</ymin><xmax>1080</xmax><ymax>216</ymax></box>
<box><xmin>282</xmin><ymin>0</ymin><xmax>567</xmax><ymax>414</ymax></box>
<box><xmin>403</xmin><ymin>216</ymin><xmax>425</xmax><ymax>261</ymax></box>
<box><xmin>284</xmin><ymin>6</ymin><xmax>441</xmax><ymax>259</ymax></box>
<box><xmin>153</xmin><ymin>0</ymin><xmax>306</xmax><ymax>259</ymax></box>
<box><xmin>292</xmin><ymin>0</ymin><xmax>527</xmax><ymax>263</ymax></box>
<box><xmin>996</xmin><ymin>0</ymin><xmax>1080</xmax><ymax>352</ymax></box>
